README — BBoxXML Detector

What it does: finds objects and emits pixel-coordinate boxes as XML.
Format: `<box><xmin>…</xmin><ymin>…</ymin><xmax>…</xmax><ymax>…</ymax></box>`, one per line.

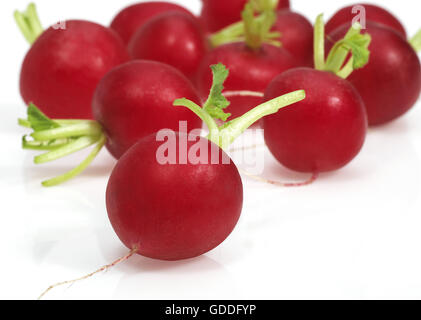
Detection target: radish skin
<box><xmin>110</xmin><ymin>1</ymin><xmax>194</xmax><ymax>45</ymax></box>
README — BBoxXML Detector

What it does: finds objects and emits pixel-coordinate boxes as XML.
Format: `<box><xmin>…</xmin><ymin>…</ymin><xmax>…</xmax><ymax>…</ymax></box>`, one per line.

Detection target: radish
<box><xmin>19</xmin><ymin>61</ymin><xmax>203</xmax><ymax>186</ymax></box>
<box><xmin>211</xmin><ymin>8</ymin><xmax>314</xmax><ymax>67</ymax></box>
<box><xmin>262</xmin><ymin>15</ymin><xmax>370</xmax><ymax>173</ymax></box>
<box><xmin>326</xmin><ymin>3</ymin><xmax>407</xmax><ymax>38</ymax></box>
<box><xmin>106</xmin><ymin>132</ymin><xmax>243</xmax><ymax>261</ymax></box>
<box><xmin>19</xmin><ymin>62</ymin><xmax>305</xmax><ymax>187</ymax></box>
<box><xmin>197</xmin><ymin>3</ymin><xmax>297</xmax><ymax>119</ymax></box>
<box><xmin>328</xmin><ymin>23</ymin><xmax>421</xmax><ymax>126</ymax></box>
<box><xmin>128</xmin><ymin>12</ymin><xmax>208</xmax><ymax>82</ymax></box>
<box><xmin>271</xmin><ymin>10</ymin><xmax>314</xmax><ymax>67</ymax></box>
<box><xmin>110</xmin><ymin>1</ymin><xmax>194</xmax><ymax>45</ymax></box>
<box><xmin>200</xmin><ymin>0</ymin><xmax>289</xmax><ymax>33</ymax></box>
<box><xmin>15</xmin><ymin>3</ymin><xmax>129</xmax><ymax>119</ymax></box>
<box><xmin>37</xmin><ymin>64</ymin><xmax>305</xmax><ymax>298</ymax></box>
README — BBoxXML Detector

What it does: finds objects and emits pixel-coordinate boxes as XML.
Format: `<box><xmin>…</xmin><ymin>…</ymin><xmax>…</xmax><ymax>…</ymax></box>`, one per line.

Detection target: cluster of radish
<box><xmin>14</xmin><ymin>0</ymin><xmax>420</xmax><ymax>297</ymax></box>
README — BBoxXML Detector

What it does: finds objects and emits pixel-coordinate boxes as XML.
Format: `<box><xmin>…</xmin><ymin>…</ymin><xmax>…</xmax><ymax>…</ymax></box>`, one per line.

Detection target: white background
<box><xmin>1</xmin><ymin>0</ymin><xmax>421</xmax><ymax>300</ymax></box>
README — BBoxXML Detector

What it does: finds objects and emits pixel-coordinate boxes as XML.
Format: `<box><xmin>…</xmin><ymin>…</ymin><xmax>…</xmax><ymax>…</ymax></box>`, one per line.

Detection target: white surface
<box><xmin>1</xmin><ymin>0</ymin><xmax>421</xmax><ymax>300</ymax></box>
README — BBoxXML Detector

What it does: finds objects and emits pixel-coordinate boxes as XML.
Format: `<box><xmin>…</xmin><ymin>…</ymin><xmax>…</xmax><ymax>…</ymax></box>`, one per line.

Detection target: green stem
<box><xmin>23</xmin><ymin>136</ymin><xmax>73</xmax><ymax>151</ymax></box>
<box><xmin>216</xmin><ymin>90</ymin><xmax>306</xmax><ymax>149</ymax></box>
<box><xmin>34</xmin><ymin>136</ymin><xmax>99</xmax><ymax>164</ymax></box>
<box><xmin>42</xmin><ymin>136</ymin><xmax>106</xmax><ymax>187</ymax></box>
<box><xmin>14</xmin><ymin>3</ymin><xmax>43</xmax><ymax>44</ymax></box>
<box><xmin>31</xmin><ymin>122</ymin><xmax>102</xmax><ymax>141</ymax></box>
<box><xmin>20</xmin><ymin>104</ymin><xmax>107</xmax><ymax>187</ymax></box>
<box><xmin>251</xmin><ymin>0</ymin><xmax>279</xmax><ymax>11</ymax></box>
<box><xmin>210</xmin><ymin>20</ymin><xmax>246</xmax><ymax>47</ymax></box>
<box><xmin>313</xmin><ymin>14</ymin><xmax>371</xmax><ymax>78</ymax></box>
<box><xmin>210</xmin><ymin>2</ymin><xmax>280</xmax><ymax>49</ymax></box>
<box><xmin>18</xmin><ymin>119</ymin><xmax>31</xmax><ymax>128</ymax></box>
<box><xmin>314</xmin><ymin>14</ymin><xmax>326</xmax><ymax>70</ymax></box>
<box><xmin>335</xmin><ymin>57</ymin><xmax>354</xmax><ymax>79</ymax></box>
<box><xmin>173</xmin><ymin>99</ymin><xmax>219</xmax><ymax>133</ymax></box>
<box><xmin>409</xmin><ymin>29</ymin><xmax>421</xmax><ymax>53</ymax></box>
<box><xmin>325</xmin><ymin>24</ymin><xmax>361</xmax><ymax>73</ymax></box>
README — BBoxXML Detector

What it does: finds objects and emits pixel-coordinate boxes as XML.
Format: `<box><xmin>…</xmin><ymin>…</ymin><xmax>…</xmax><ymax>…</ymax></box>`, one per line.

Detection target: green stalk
<box><xmin>409</xmin><ymin>29</ymin><xmax>421</xmax><ymax>53</ymax></box>
<box><xmin>325</xmin><ymin>23</ymin><xmax>363</xmax><ymax>73</ymax></box>
<box><xmin>175</xmin><ymin>63</ymin><xmax>306</xmax><ymax>149</ymax></box>
<box><xmin>31</xmin><ymin>122</ymin><xmax>102</xmax><ymax>141</ymax></box>
<box><xmin>313</xmin><ymin>14</ymin><xmax>371</xmax><ymax>79</ymax></box>
<box><xmin>34</xmin><ymin>136</ymin><xmax>99</xmax><ymax>164</ymax></box>
<box><xmin>209</xmin><ymin>20</ymin><xmax>247</xmax><ymax>47</ymax></box>
<box><xmin>251</xmin><ymin>0</ymin><xmax>279</xmax><ymax>11</ymax></box>
<box><xmin>42</xmin><ymin>136</ymin><xmax>106</xmax><ymax>187</ymax></box>
<box><xmin>313</xmin><ymin>14</ymin><xmax>326</xmax><ymax>70</ymax></box>
<box><xmin>216</xmin><ymin>90</ymin><xmax>306</xmax><ymax>149</ymax></box>
<box><xmin>23</xmin><ymin>136</ymin><xmax>73</xmax><ymax>151</ymax></box>
<box><xmin>173</xmin><ymin>99</ymin><xmax>219</xmax><ymax>133</ymax></box>
<box><xmin>14</xmin><ymin>3</ymin><xmax>43</xmax><ymax>44</ymax></box>
<box><xmin>19</xmin><ymin>104</ymin><xmax>106</xmax><ymax>187</ymax></box>
<box><xmin>177</xmin><ymin>90</ymin><xmax>306</xmax><ymax>149</ymax></box>
<box><xmin>210</xmin><ymin>0</ymin><xmax>280</xmax><ymax>49</ymax></box>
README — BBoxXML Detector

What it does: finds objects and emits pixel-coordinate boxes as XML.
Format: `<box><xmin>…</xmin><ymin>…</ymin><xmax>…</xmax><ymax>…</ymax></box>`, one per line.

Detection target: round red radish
<box><xmin>92</xmin><ymin>61</ymin><xmax>203</xmax><ymax>159</ymax></box>
<box><xmin>263</xmin><ymin>68</ymin><xmax>367</xmax><ymax>173</ymax></box>
<box><xmin>325</xmin><ymin>3</ymin><xmax>406</xmax><ymax>38</ymax></box>
<box><xmin>328</xmin><ymin>23</ymin><xmax>421</xmax><ymax>126</ymax></box>
<box><xmin>197</xmin><ymin>43</ymin><xmax>297</xmax><ymax>119</ymax></box>
<box><xmin>200</xmin><ymin>0</ymin><xmax>290</xmax><ymax>33</ymax></box>
<box><xmin>129</xmin><ymin>12</ymin><xmax>208</xmax><ymax>82</ymax></box>
<box><xmin>272</xmin><ymin>10</ymin><xmax>314</xmax><ymax>67</ymax></box>
<box><xmin>106</xmin><ymin>133</ymin><xmax>243</xmax><ymax>261</ymax></box>
<box><xmin>110</xmin><ymin>1</ymin><xmax>194</xmax><ymax>45</ymax></box>
<box><xmin>20</xmin><ymin>20</ymin><xmax>129</xmax><ymax>119</ymax></box>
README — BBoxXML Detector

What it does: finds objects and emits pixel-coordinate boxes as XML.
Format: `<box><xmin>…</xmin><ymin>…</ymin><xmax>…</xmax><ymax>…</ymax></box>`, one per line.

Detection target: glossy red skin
<box><xmin>20</xmin><ymin>20</ymin><xmax>129</xmax><ymax>119</ymax></box>
<box><xmin>92</xmin><ymin>61</ymin><xmax>203</xmax><ymax>159</ymax></box>
<box><xmin>272</xmin><ymin>10</ymin><xmax>314</xmax><ymax>67</ymax></box>
<box><xmin>106</xmin><ymin>133</ymin><xmax>243</xmax><ymax>261</ymax></box>
<box><xmin>197</xmin><ymin>43</ymin><xmax>297</xmax><ymax>119</ymax></box>
<box><xmin>325</xmin><ymin>3</ymin><xmax>406</xmax><ymax>38</ymax></box>
<box><xmin>328</xmin><ymin>23</ymin><xmax>421</xmax><ymax>126</ymax></box>
<box><xmin>200</xmin><ymin>0</ymin><xmax>290</xmax><ymax>33</ymax></box>
<box><xmin>110</xmin><ymin>2</ymin><xmax>193</xmax><ymax>45</ymax></box>
<box><xmin>263</xmin><ymin>68</ymin><xmax>368</xmax><ymax>173</ymax></box>
<box><xmin>129</xmin><ymin>12</ymin><xmax>208</xmax><ymax>82</ymax></box>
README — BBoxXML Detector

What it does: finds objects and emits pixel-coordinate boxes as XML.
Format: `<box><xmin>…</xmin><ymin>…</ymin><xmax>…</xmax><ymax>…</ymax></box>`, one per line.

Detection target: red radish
<box><xmin>106</xmin><ymin>64</ymin><xmax>304</xmax><ymax>260</ymax></box>
<box><xmin>198</xmin><ymin>4</ymin><xmax>297</xmax><ymax>119</ymax></box>
<box><xmin>211</xmin><ymin>8</ymin><xmax>314</xmax><ymax>67</ymax></box>
<box><xmin>15</xmin><ymin>3</ymin><xmax>129</xmax><ymax>120</ymax></box>
<box><xmin>128</xmin><ymin>12</ymin><xmax>208</xmax><ymax>82</ymax></box>
<box><xmin>106</xmin><ymin>133</ymin><xmax>242</xmax><ymax>261</ymax></box>
<box><xmin>263</xmin><ymin>15</ymin><xmax>370</xmax><ymax>173</ymax></box>
<box><xmin>37</xmin><ymin>66</ymin><xmax>305</xmax><ymax>298</ymax></box>
<box><xmin>200</xmin><ymin>0</ymin><xmax>289</xmax><ymax>33</ymax></box>
<box><xmin>20</xmin><ymin>63</ymin><xmax>305</xmax><ymax>187</ymax></box>
<box><xmin>110</xmin><ymin>1</ymin><xmax>194</xmax><ymax>45</ymax></box>
<box><xmin>325</xmin><ymin>3</ymin><xmax>406</xmax><ymax>38</ymax></box>
<box><xmin>271</xmin><ymin>10</ymin><xmax>314</xmax><ymax>67</ymax></box>
<box><xmin>328</xmin><ymin>23</ymin><xmax>421</xmax><ymax>126</ymax></box>
<box><xmin>19</xmin><ymin>61</ymin><xmax>203</xmax><ymax>186</ymax></box>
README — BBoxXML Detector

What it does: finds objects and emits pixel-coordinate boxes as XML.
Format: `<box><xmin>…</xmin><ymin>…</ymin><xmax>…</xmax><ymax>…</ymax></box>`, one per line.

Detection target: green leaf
<box><xmin>203</xmin><ymin>63</ymin><xmax>232</xmax><ymax>122</ymax></box>
<box><xmin>26</xmin><ymin>103</ymin><xmax>61</xmax><ymax>132</ymax></box>
<box><xmin>242</xmin><ymin>3</ymin><xmax>280</xmax><ymax>49</ymax></box>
